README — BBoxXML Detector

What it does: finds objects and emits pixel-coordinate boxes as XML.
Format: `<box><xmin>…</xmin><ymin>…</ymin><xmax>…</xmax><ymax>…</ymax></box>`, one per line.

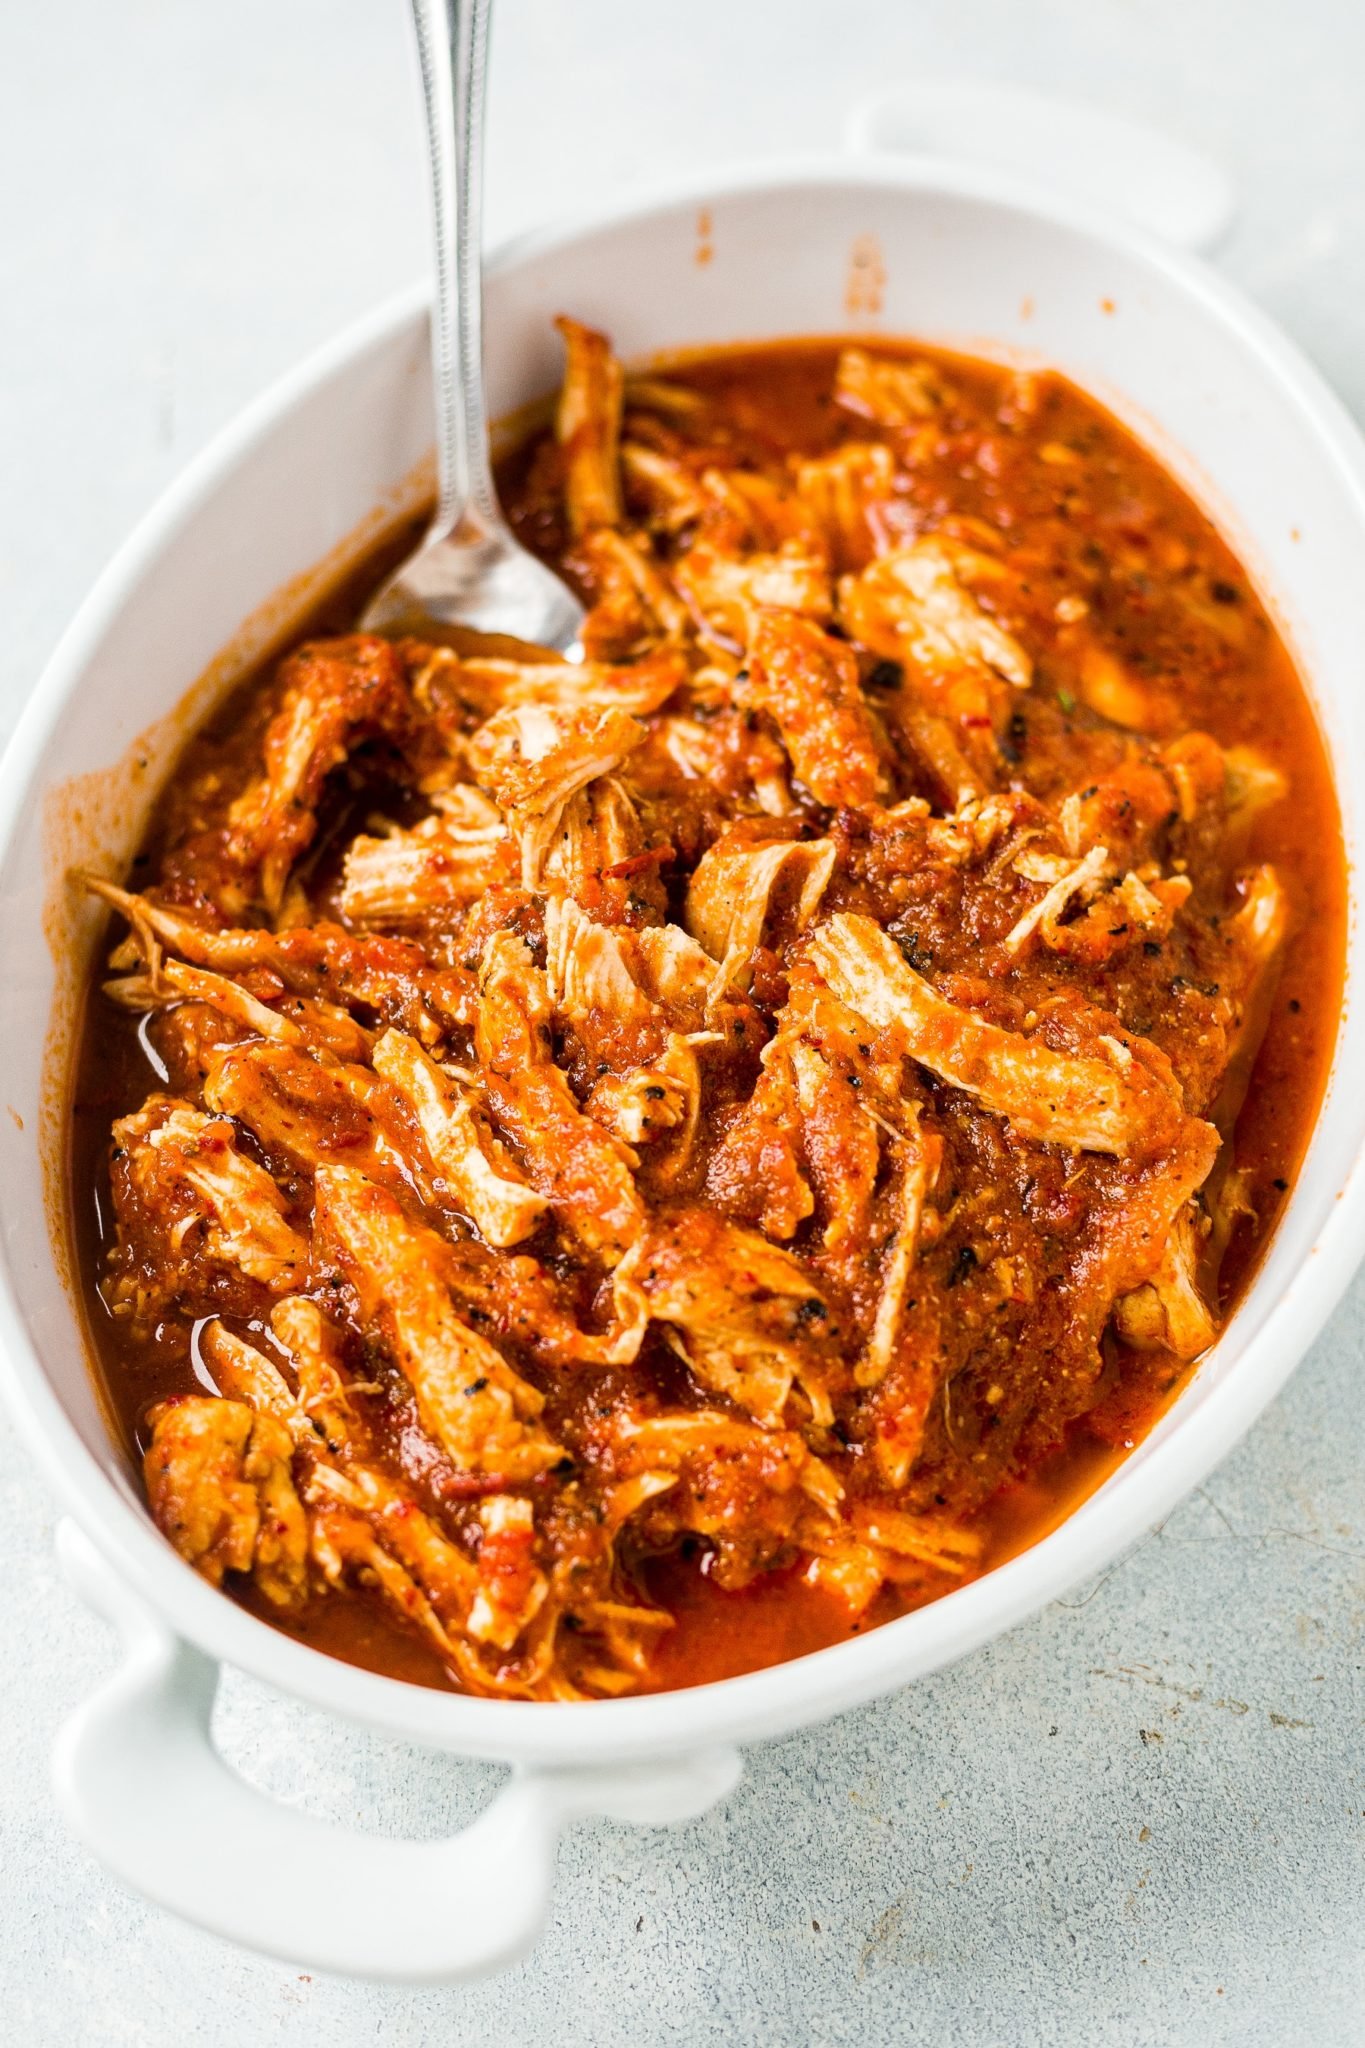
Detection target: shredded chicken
<box><xmin>862</xmin><ymin>1111</ymin><xmax>936</xmax><ymax>1387</ymax></box>
<box><xmin>467</xmin><ymin>702</ymin><xmax>647</xmax><ymax>887</ymax></box>
<box><xmin>685</xmin><ymin>831</ymin><xmax>836</xmax><ymax>999</ymax></box>
<box><xmin>475</xmin><ymin>930</ymin><xmax>646</xmax><ymax>1266</ymax></box>
<box><xmin>201</xmin><ymin>1046</ymin><xmax>448</xmax><ymax>1237</ymax></box>
<box><xmin>370</xmin><ymin>1028</ymin><xmax>547</xmax><ymax>1247</ymax></box>
<box><xmin>314</xmin><ymin>1163</ymin><xmax>562</xmax><ymax>1480</ymax></box>
<box><xmin>638</xmin><ymin>1209</ymin><xmax>843</xmax><ymax>1428</ymax></box>
<box><xmin>834</xmin><ymin>347</ymin><xmax>950</xmax><ymax>426</ymax></box>
<box><xmin>1113</xmin><ymin>1200</ymin><xmax>1216</xmax><ymax>1359</ymax></box>
<box><xmin>83</xmin><ymin>321</ymin><xmax>1315</xmax><ymax>1702</ymax></box>
<box><xmin>673</xmin><ymin>541</ymin><xmax>832</xmax><ymax>647</ymax></box>
<box><xmin>840</xmin><ymin>536</ymin><xmax>1032</xmax><ymax>691</ymax></box>
<box><xmin>223</xmin><ymin>637</ymin><xmax>409</xmax><ymax>916</ymax></box>
<box><xmin>111</xmin><ymin>1096</ymin><xmax>308</xmax><ymax>1297</ymax></box>
<box><xmin>579</xmin><ymin>527</ymin><xmax>691</xmax><ymax>654</ymax></box>
<box><xmin>747</xmin><ymin>609</ymin><xmax>883</xmax><ymax>808</ymax></box>
<box><xmin>339</xmin><ymin>807</ymin><xmax>508</xmax><ymax>927</ymax></box>
<box><xmin>556</xmin><ymin>315</ymin><xmax>624</xmax><ymax>534</ymax></box>
<box><xmin>144</xmin><ymin>1396</ymin><xmax>308</xmax><ymax>1607</ymax></box>
<box><xmin>808</xmin><ymin>913</ymin><xmax>1201</xmax><ymax>1160</ymax></box>
<box><xmin>794</xmin><ymin>441</ymin><xmax>897</xmax><ymax>569</ymax></box>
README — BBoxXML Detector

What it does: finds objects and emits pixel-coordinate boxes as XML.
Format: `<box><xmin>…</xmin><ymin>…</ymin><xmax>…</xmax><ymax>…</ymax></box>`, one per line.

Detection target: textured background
<box><xmin>3</xmin><ymin>3</ymin><xmax>1363</xmax><ymax>2042</ymax></box>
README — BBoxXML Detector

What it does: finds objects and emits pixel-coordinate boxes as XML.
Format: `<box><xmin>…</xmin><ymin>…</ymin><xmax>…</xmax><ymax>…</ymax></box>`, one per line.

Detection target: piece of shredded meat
<box><xmin>79</xmin><ymin>320</ymin><xmax>1309</xmax><ymax>1701</ymax></box>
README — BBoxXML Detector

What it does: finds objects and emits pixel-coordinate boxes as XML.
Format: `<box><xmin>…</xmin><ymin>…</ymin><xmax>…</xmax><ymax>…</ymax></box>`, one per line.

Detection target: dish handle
<box><xmin>845</xmin><ymin>81</ymin><xmax>1237</xmax><ymax>253</ymax></box>
<box><xmin>51</xmin><ymin>1521</ymin><xmax>741</xmax><ymax>1983</ymax></box>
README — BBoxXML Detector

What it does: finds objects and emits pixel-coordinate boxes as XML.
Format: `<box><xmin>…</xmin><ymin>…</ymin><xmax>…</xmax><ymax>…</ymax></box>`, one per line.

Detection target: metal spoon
<box><xmin>363</xmin><ymin>0</ymin><xmax>584</xmax><ymax>649</ymax></box>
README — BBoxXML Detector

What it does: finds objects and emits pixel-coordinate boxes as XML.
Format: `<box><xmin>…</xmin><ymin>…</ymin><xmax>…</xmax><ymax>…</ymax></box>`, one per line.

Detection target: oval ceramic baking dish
<box><xmin>3</xmin><ymin>107</ymin><xmax>1365</xmax><ymax>1981</ymax></box>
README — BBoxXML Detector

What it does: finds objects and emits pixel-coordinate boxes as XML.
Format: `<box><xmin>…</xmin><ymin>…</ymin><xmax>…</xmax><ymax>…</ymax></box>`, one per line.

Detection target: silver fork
<box><xmin>363</xmin><ymin>0</ymin><xmax>584</xmax><ymax>650</ymax></box>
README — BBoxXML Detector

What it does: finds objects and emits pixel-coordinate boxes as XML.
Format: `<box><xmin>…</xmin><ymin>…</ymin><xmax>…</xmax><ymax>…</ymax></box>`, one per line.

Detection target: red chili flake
<box><xmin>603</xmin><ymin>845</ymin><xmax>672</xmax><ymax>879</ymax></box>
<box><xmin>434</xmin><ymin>1471</ymin><xmax>516</xmax><ymax>1500</ymax></box>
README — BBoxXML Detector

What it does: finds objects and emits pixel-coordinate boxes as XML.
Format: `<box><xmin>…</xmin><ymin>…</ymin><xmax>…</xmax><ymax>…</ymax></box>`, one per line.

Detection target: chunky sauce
<box><xmin>68</xmin><ymin>332</ymin><xmax>1344</xmax><ymax>1697</ymax></box>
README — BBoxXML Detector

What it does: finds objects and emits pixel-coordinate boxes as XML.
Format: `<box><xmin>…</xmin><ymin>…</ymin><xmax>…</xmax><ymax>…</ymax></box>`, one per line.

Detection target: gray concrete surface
<box><xmin>2</xmin><ymin>3</ymin><xmax>1363</xmax><ymax>2042</ymax></box>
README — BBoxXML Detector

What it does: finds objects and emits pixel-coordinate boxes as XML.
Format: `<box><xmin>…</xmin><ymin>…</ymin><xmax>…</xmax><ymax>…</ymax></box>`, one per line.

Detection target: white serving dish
<box><xmin>3</xmin><ymin>101</ymin><xmax>1365</xmax><ymax>1983</ymax></box>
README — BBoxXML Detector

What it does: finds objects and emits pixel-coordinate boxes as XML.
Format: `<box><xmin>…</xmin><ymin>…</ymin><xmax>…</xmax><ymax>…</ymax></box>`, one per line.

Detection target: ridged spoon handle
<box><xmin>408</xmin><ymin>0</ymin><xmax>501</xmax><ymax>542</ymax></box>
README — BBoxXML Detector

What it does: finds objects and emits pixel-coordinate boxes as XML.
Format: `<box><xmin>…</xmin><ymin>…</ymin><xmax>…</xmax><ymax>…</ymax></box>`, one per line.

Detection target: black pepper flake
<box><xmin>946</xmin><ymin>1244</ymin><xmax>979</xmax><ymax>1288</ymax></box>
<box><xmin>1273</xmin><ymin>1177</ymin><xmax>1288</xmax><ymax>1192</ymax></box>
<box><xmin>1288</xmin><ymin>998</ymin><xmax>1301</xmax><ymax>1013</ymax></box>
<box><xmin>464</xmin><ymin>1376</ymin><xmax>489</xmax><ymax>1396</ymax></box>
<box><xmin>865</xmin><ymin>658</ymin><xmax>904</xmax><ymax>692</ymax></box>
<box><xmin>1142</xmin><ymin>940</ymin><xmax>1162</xmax><ymax>957</ymax></box>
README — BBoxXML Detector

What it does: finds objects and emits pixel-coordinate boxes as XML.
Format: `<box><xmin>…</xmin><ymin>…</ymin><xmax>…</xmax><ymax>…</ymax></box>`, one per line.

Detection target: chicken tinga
<box><xmin>70</xmin><ymin>325</ymin><xmax>1343</xmax><ymax>1698</ymax></box>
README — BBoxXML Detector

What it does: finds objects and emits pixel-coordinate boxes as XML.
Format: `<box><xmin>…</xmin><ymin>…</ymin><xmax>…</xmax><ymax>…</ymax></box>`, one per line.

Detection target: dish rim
<box><xmin>4</xmin><ymin>149</ymin><xmax>1364</xmax><ymax>1766</ymax></box>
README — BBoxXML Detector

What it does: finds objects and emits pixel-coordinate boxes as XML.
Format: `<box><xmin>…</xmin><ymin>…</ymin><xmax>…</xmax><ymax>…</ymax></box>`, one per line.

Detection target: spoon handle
<box><xmin>409</xmin><ymin>0</ymin><xmax>500</xmax><ymax>541</ymax></box>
